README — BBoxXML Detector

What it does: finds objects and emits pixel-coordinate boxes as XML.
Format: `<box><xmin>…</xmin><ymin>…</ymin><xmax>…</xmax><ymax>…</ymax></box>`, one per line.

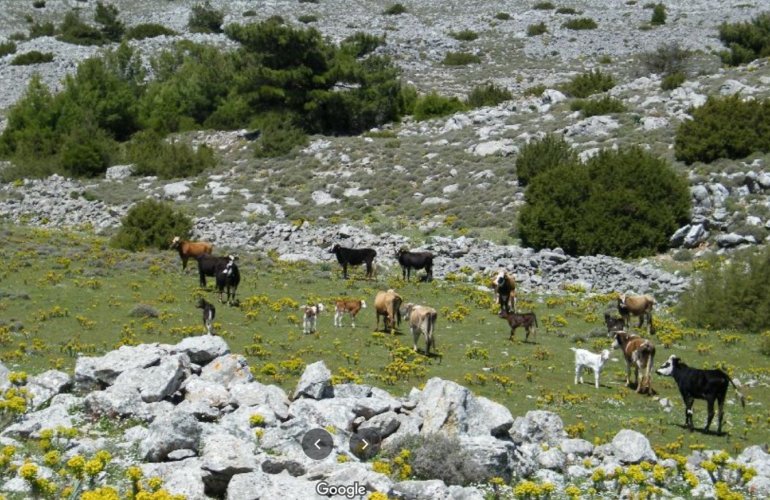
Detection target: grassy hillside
<box><xmin>0</xmin><ymin>224</ymin><xmax>767</xmax><ymax>455</ymax></box>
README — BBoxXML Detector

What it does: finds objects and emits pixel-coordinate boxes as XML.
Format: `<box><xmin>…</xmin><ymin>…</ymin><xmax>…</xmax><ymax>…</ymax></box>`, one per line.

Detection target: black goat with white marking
<box><xmin>329</xmin><ymin>244</ymin><xmax>376</xmax><ymax>279</ymax></box>
<box><xmin>656</xmin><ymin>355</ymin><xmax>745</xmax><ymax>434</ymax></box>
<box><xmin>396</xmin><ymin>248</ymin><xmax>434</xmax><ymax>281</ymax></box>
<box><xmin>197</xmin><ymin>255</ymin><xmax>235</xmax><ymax>288</ymax></box>
<box><xmin>196</xmin><ymin>298</ymin><xmax>216</xmax><ymax>335</ymax></box>
<box><xmin>215</xmin><ymin>256</ymin><xmax>240</xmax><ymax>305</ymax></box>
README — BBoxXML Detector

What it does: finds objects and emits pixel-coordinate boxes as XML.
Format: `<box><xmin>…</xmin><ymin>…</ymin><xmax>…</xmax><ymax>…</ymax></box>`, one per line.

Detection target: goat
<box><xmin>613</xmin><ymin>331</ymin><xmax>656</xmax><ymax>394</ymax></box>
<box><xmin>334</xmin><ymin>299</ymin><xmax>366</xmax><ymax>328</ymax></box>
<box><xmin>396</xmin><ymin>248</ymin><xmax>434</xmax><ymax>282</ymax></box>
<box><xmin>374</xmin><ymin>289</ymin><xmax>402</xmax><ymax>332</ymax></box>
<box><xmin>570</xmin><ymin>347</ymin><xmax>611</xmax><ymax>389</ymax></box>
<box><xmin>215</xmin><ymin>256</ymin><xmax>240</xmax><ymax>305</ymax></box>
<box><xmin>196</xmin><ymin>254</ymin><xmax>235</xmax><ymax>288</ymax></box>
<box><xmin>329</xmin><ymin>244</ymin><xmax>376</xmax><ymax>279</ymax></box>
<box><xmin>196</xmin><ymin>297</ymin><xmax>216</xmax><ymax>335</ymax></box>
<box><xmin>303</xmin><ymin>303</ymin><xmax>324</xmax><ymax>334</ymax></box>
<box><xmin>498</xmin><ymin>311</ymin><xmax>537</xmax><ymax>342</ymax></box>
<box><xmin>403</xmin><ymin>303</ymin><xmax>437</xmax><ymax>355</ymax></box>
<box><xmin>171</xmin><ymin>236</ymin><xmax>213</xmax><ymax>272</ymax></box>
<box><xmin>618</xmin><ymin>293</ymin><xmax>656</xmax><ymax>334</ymax></box>
<box><xmin>491</xmin><ymin>269</ymin><xmax>516</xmax><ymax>314</ymax></box>
<box><xmin>656</xmin><ymin>355</ymin><xmax>745</xmax><ymax>434</ymax></box>
<box><xmin>604</xmin><ymin>311</ymin><xmax>626</xmax><ymax>334</ymax></box>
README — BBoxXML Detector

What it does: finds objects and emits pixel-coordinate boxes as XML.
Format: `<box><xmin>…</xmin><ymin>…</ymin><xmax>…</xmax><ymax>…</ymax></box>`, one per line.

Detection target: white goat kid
<box><xmin>571</xmin><ymin>347</ymin><xmax>611</xmax><ymax>389</ymax></box>
<box><xmin>303</xmin><ymin>303</ymin><xmax>324</xmax><ymax>334</ymax></box>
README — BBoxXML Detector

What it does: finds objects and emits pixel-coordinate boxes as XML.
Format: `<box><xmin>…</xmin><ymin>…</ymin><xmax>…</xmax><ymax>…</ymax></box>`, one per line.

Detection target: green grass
<box><xmin>0</xmin><ymin>224</ymin><xmax>768</xmax><ymax>454</ymax></box>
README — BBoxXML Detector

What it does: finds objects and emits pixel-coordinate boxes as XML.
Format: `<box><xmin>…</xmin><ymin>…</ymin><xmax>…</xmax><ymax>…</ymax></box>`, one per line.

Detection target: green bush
<box><xmin>442</xmin><ymin>51</ymin><xmax>481</xmax><ymax>65</ymax></box>
<box><xmin>563</xmin><ymin>18</ymin><xmax>597</xmax><ymax>30</ymax></box>
<box><xmin>449</xmin><ymin>29</ymin><xmax>478</xmax><ymax>41</ymax></box>
<box><xmin>560</xmin><ymin>69</ymin><xmax>614</xmax><ymax>97</ymax></box>
<box><xmin>189</xmin><ymin>1</ymin><xmax>224</xmax><ymax>33</ymax></box>
<box><xmin>638</xmin><ymin>41</ymin><xmax>691</xmax><ymax>76</ymax></box>
<box><xmin>58</xmin><ymin>10</ymin><xmax>106</xmax><ymax>45</ymax></box>
<box><xmin>466</xmin><ymin>82</ymin><xmax>512</xmax><ymax>108</ymax></box>
<box><xmin>252</xmin><ymin>112</ymin><xmax>308</xmax><ymax>158</ymax></box>
<box><xmin>527</xmin><ymin>22</ymin><xmax>547</xmax><ymax>36</ymax></box>
<box><xmin>515</xmin><ymin>134</ymin><xmax>577</xmax><ymax>187</ymax></box>
<box><xmin>243</xmin><ymin>10</ymin><xmax>257</xmax><ymax>17</ymax></box>
<box><xmin>9</xmin><ymin>32</ymin><xmax>27</xmax><ymax>41</ymax></box>
<box><xmin>495</xmin><ymin>12</ymin><xmax>511</xmax><ymax>20</ymax></box>
<box><xmin>556</xmin><ymin>7</ymin><xmax>578</xmax><ymax>14</ymax></box>
<box><xmin>33</xmin><ymin>0</ymin><xmax>46</xmax><ymax>7</ymax></box>
<box><xmin>0</xmin><ymin>41</ymin><xmax>16</xmax><ymax>57</ymax></box>
<box><xmin>570</xmin><ymin>95</ymin><xmax>626</xmax><ymax>117</ymax></box>
<box><xmin>718</xmin><ymin>12</ymin><xmax>770</xmax><ymax>66</ymax></box>
<box><xmin>518</xmin><ymin>146</ymin><xmax>690</xmax><ymax>257</ymax></box>
<box><xmin>383</xmin><ymin>3</ymin><xmax>406</xmax><ymax>15</ymax></box>
<box><xmin>413</xmin><ymin>91</ymin><xmax>467</xmax><ymax>121</ymax></box>
<box><xmin>94</xmin><ymin>1</ymin><xmax>124</xmax><ymax>41</ymax></box>
<box><xmin>29</xmin><ymin>21</ymin><xmax>55</xmax><ymax>38</ymax></box>
<box><xmin>297</xmin><ymin>15</ymin><xmax>318</xmax><ymax>24</ymax></box>
<box><xmin>661</xmin><ymin>71</ymin><xmax>685</xmax><ymax>90</ymax></box>
<box><xmin>110</xmin><ymin>199</ymin><xmax>193</xmax><ymax>252</ymax></box>
<box><xmin>386</xmin><ymin>434</ymin><xmax>489</xmax><ymax>485</ymax></box>
<box><xmin>533</xmin><ymin>2</ymin><xmax>555</xmax><ymax>9</ymax></box>
<box><xmin>126</xmin><ymin>131</ymin><xmax>216</xmax><ymax>178</ymax></box>
<box><xmin>651</xmin><ymin>3</ymin><xmax>666</xmax><ymax>25</ymax></box>
<box><xmin>341</xmin><ymin>32</ymin><xmax>385</xmax><ymax>57</ymax></box>
<box><xmin>58</xmin><ymin>126</ymin><xmax>113</xmax><ymax>177</ymax></box>
<box><xmin>674</xmin><ymin>95</ymin><xmax>770</xmax><ymax>164</ymax></box>
<box><xmin>523</xmin><ymin>84</ymin><xmax>546</xmax><ymax>96</ymax></box>
<box><xmin>679</xmin><ymin>248</ymin><xmax>770</xmax><ymax>332</ymax></box>
<box><xmin>10</xmin><ymin>50</ymin><xmax>53</xmax><ymax>65</ymax></box>
<box><xmin>124</xmin><ymin>23</ymin><xmax>177</xmax><ymax>40</ymax></box>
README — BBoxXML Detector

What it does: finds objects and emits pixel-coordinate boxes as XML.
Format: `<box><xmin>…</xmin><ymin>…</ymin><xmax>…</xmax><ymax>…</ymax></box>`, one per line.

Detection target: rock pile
<box><xmin>1</xmin><ymin>336</ymin><xmax>768</xmax><ymax>499</ymax></box>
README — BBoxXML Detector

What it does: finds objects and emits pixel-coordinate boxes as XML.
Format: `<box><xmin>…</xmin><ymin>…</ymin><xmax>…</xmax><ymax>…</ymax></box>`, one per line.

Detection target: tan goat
<box><xmin>617</xmin><ymin>293</ymin><xmax>656</xmax><ymax>334</ymax></box>
<box><xmin>613</xmin><ymin>331</ymin><xmax>656</xmax><ymax>394</ymax></box>
<box><xmin>374</xmin><ymin>289</ymin><xmax>402</xmax><ymax>332</ymax></box>
<box><xmin>403</xmin><ymin>303</ymin><xmax>437</xmax><ymax>355</ymax></box>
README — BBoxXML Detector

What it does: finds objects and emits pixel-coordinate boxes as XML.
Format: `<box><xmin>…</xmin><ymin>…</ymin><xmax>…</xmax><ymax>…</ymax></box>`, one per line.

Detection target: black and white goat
<box><xmin>196</xmin><ymin>297</ymin><xmax>216</xmax><ymax>335</ymax></box>
<box><xmin>303</xmin><ymin>303</ymin><xmax>325</xmax><ymax>334</ymax></box>
<box><xmin>656</xmin><ymin>355</ymin><xmax>745</xmax><ymax>434</ymax></box>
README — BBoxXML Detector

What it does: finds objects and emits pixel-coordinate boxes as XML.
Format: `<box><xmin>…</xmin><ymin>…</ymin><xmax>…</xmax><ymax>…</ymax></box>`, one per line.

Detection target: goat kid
<box><xmin>303</xmin><ymin>303</ymin><xmax>325</xmax><ymax>334</ymax></box>
<box><xmin>570</xmin><ymin>347</ymin><xmax>611</xmax><ymax>389</ymax></box>
<box><xmin>196</xmin><ymin>298</ymin><xmax>216</xmax><ymax>335</ymax></box>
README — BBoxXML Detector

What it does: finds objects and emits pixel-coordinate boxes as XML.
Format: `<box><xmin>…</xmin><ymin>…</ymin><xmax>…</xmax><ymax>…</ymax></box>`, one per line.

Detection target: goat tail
<box><xmin>728</xmin><ymin>377</ymin><xmax>746</xmax><ymax>408</ymax></box>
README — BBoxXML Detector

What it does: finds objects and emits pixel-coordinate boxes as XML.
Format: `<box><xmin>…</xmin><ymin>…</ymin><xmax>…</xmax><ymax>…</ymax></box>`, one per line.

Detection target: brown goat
<box><xmin>498</xmin><ymin>311</ymin><xmax>538</xmax><ymax>342</ymax></box>
<box><xmin>490</xmin><ymin>269</ymin><xmax>516</xmax><ymax>314</ymax></box>
<box><xmin>334</xmin><ymin>299</ymin><xmax>367</xmax><ymax>328</ymax></box>
<box><xmin>618</xmin><ymin>293</ymin><xmax>656</xmax><ymax>334</ymax></box>
<box><xmin>403</xmin><ymin>303</ymin><xmax>438</xmax><ymax>355</ymax></box>
<box><xmin>374</xmin><ymin>289</ymin><xmax>402</xmax><ymax>332</ymax></box>
<box><xmin>613</xmin><ymin>331</ymin><xmax>656</xmax><ymax>394</ymax></box>
<box><xmin>171</xmin><ymin>236</ymin><xmax>214</xmax><ymax>271</ymax></box>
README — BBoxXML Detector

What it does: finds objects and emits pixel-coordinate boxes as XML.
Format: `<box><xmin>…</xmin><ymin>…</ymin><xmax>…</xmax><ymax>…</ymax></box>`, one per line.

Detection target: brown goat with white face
<box><xmin>618</xmin><ymin>293</ymin><xmax>656</xmax><ymax>334</ymax></box>
<box><xmin>613</xmin><ymin>331</ymin><xmax>656</xmax><ymax>394</ymax></box>
<box><xmin>171</xmin><ymin>236</ymin><xmax>214</xmax><ymax>272</ymax></box>
<box><xmin>334</xmin><ymin>299</ymin><xmax>366</xmax><ymax>328</ymax></box>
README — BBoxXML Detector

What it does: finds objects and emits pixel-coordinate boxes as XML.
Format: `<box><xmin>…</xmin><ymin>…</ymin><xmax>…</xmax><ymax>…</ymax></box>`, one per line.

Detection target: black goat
<box><xmin>196</xmin><ymin>298</ymin><xmax>216</xmax><ymax>335</ymax></box>
<box><xmin>215</xmin><ymin>257</ymin><xmax>240</xmax><ymax>305</ymax></box>
<box><xmin>656</xmin><ymin>355</ymin><xmax>745</xmax><ymax>434</ymax></box>
<box><xmin>197</xmin><ymin>255</ymin><xmax>235</xmax><ymax>288</ymax></box>
<box><xmin>604</xmin><ymin>311</ymin><xmax>626</xmax><ymax>333</ymax></box>
<box><xmin>396</xmin><ymin>248</ymin><xmax>434</xmax><ymax>281</ymax></box>
<box><xmin>329</xmin><ymin>244</ymin><xmax>376</xmax><ymax>279</ymax></box>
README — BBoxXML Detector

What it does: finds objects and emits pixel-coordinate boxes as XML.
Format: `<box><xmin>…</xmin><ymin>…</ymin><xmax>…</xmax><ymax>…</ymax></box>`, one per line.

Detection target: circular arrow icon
<box><xmin>302</xmin><ymin>428</ymin><xmax>334</xmax><ymax>460</ymax></box>
<box><xmin>349</xmin><ymin>428</ymin><xmax>381</xmax><ymax>460</ymax></box>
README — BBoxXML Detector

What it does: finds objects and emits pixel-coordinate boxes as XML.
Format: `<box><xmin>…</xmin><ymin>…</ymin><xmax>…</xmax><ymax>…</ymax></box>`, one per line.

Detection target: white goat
<box><xmin>303</xmin><ymin>303</ymin><xmax>324</xmax><ymax>334</ymax></box>
<box><xmin>571</xmin><ymin>347</ymin><xmax>611</xmax><ymax>389</ymax></box>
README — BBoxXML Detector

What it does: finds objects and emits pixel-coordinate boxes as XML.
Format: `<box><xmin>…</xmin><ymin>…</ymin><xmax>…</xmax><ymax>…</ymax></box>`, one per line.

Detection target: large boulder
<box><xmin>201</xmin><ymin>433</ymin><xmax>260</xmax><ymax>496</ymax></box>
<box><xmin>140</xmin><ymin>411</ymin><xmax>202</xmax><ymax>462</ymax></box>
<box><xmin>293</xmin><ymin>361</ymin><xmax>332</xmax><ymax>400</ymax></box>
<box><xmin>27</xmin><ymin>370</ymin><xmax>71</xmax><ymax>409</ymax></box>
<box><xmin>229</xmin><ymin>382</ymin><xmax>290</xmax><ymax>421</ymax></box>
<box><xmin>111</xmin><ymin>354</ymin><xmax>189</xmax><ymax>403</ymax></box>
<box><xmin>226</xmin><ymin>470</ymin><xmax>320</xmax><ymax>500</ymax></box>
<box><xmin>200</xmin><ymin>354</ymin><xmax>254</xmax><ymax>388</ymax></box>
<box><xmin>83</xmin><ymin>384</ymin><xmax>153</xmax><ymax>421</ymax></box>
<box><xmin>183</xmin><ymin>376</ymin><xmax>233</xmax><ymax>408</ymax></box>
<box><xmin>75</xmin><ymin>344</ymin><xmax>166</xmax><ymax>389</ymax></box>
<box><xmin>174</xmin><ymin>335</ymin><xmax>230</xmax><ymax>365</ymax></box>
<box><xmin>391</xmin><ymin>479</ymin><xmax>450</xmax><ymax>500</ymax></box>
<box><xmin>141</xmin><ymin>459</ymin><xmax>207</xmax><ymax>500</ymax></box>
<box><xmin>510</xmin><ymin>411</ymin><xmax>567</xmax><ymax>445</ymax></box>
<box><xmin>611</xmin><ymin>429</ymin><xmax>657</xmax><ymax>464</ymax></box>
<box><xmin>1</xmin><ymin>403</ymin><xmax>73</xmax><ymax>439</ymax></box>
<box><xmin>0</xmin><ymin>361</ymin><xmax>9</xmax><ymax>391</ymax></box>
<box><xmin>457</xmin><ymin>435</ymin><xmax>517</xmax><ymax>482</ymax></box>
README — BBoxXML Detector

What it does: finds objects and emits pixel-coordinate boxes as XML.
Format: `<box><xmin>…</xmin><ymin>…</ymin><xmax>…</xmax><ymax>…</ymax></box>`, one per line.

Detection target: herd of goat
<box><xmin>171</xmin><ymin>238</ymin><xmax>747</xmax><ymax>435</ymax></box>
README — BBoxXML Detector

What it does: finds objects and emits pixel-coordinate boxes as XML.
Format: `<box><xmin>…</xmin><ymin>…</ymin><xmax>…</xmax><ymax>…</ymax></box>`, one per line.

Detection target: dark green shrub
<box><xmin>661</xmin><ymin>71</ymin><xmax>685</xmax><ymax>90</ymax></box>
<box><xmin>0</xmin><ymin>75</ymin><xmax>59</xmax><ymax>161</ymax></box>
<box><xmin>598</xmin><ymin>55</ymin><xmax>612</xmax><ymax>64</ymax></box>
<box><xmin>124</xmin><ymin>23</ymin><xmax>177</xmax><ymax>40</ymax></box>
<box><xmin>341</xmin><ymin>32</ymin><xmax>385</xmax><ymax>57</ymax></box>
<box><xmin>518</xmin><ymin>147</ymin><xmax>690</xmax><ymax>258</ymax></box>
<box><xmin>252</xmin><ymin>112</ymin><xmax>309</xmax><ymax>158</ymax></box>
<box><xmin>58</xmin><ymin>126</ymin><xmax>113</xmax><ymax>177</ymax></box>
<box><xmin>495</xmin><ymin>12</ymin><xmax>511</xmax><ymax>20</ymax></box>
<box><xmin>127</xmin><ymin>131</ymin><xmax>216</xmax><ymax>178</ymax></box>
<box><xmin>515</xmin><ymin>134</ymin><xmax>577</xmax><ymax>187</ymax></box>
<box><xmin>718</xmin><ymin>12</ymin><xmax>770</xmax><ymax>66</ymax></box>
<box><xmin>563</xmin><ymin>18</ymin><xmax>597</xmax><ymax>30</ymax></box>
<box><xmin>110</xmin><ymin>199</ymin><xmax>193</xmax><ymax>252</ymax></box>
<box><xmin>298</xmin><ymin>15</ymin><xmax>318</xmax><ymax>24</ymax></box>
<box><xmin>674</xmin><ymin>95</ymin><xmax>770</xmax><ymax>164</ymax></box>
<box><xmin>29</xmin><ymin>20</ymin><xmax>55</xmax><ymax>38</ymax></box>
<box><xmin>442</xmin><ymin>51</ymin><xmax>480</xmax><ymax>65</ymax></box>
<box><xmin>299</xmin><ymin>0</ymin><xmax>318</xmax><ymax>3</ymax></box>
<box><xmin>638</xmin><ymin>42</ymin><xmax>691</xmax><ymax>76</ymax></box>
<box><xmin>243</xmin><ymin>10</ymin><xmax>257</xmax><ymax>17</ymax></box>
<box><xmin>0</xmin><ymin>41</ymin><xmax>16</xmax><ymax>57</ymax></box>
<box><xmin>189</xmin><ymin>1</ymin><xmax>224</xmax><ymax>33</ymax></box>
<box><xmin>95</xmin><ymin>1</ymin><xmax>124</xmax><ymax>41</ymax></box>
<box><xmin>33</xmin><ymin>0</ymin><xmax>46</xmax><ymax>8</ymax></box>
<box><xmin>643</xmin><ymin>2</ymin><xmax>656</xmax><ymax>7</ymax></box>
<box><xmin>651</xmin><ymin>3</ymin><xmax>666</xmax><ymax>25</ymax></box>
<box><xmin>413</xmin><ymin>91</ymin><xmax>466</xmax><ymax>121</ymax></box>
<box><xmin>570</xmin><ymin>96</ymin><xmax>626</xmax><ymax>117</ymax></box>
<box><xmin>533</xmin><ymin>2</ymin><xmax>555</xmax><ymax>9</ymax></box>
<box><xmin>9</xmin><ymin>32</ymin><xmax>27</xmax><ymax>41</ymax></box>
<box><xmin>679</xmin><ymin>248</ymin><xmax>770</xmax><ymax>332</ymax></box>
<box><xmin>556</xmin><ymin>7</ymin><xmax>578</xmax><ymax>14</ymax></box>
<box><xmin>527</xmin><ymin>22</ymin><xmax>548</xmax><ymax>36</ymax></box>
<box><xmin>58</xmin><ymin>10</ymin><xmax>106</xmax><ymax>45</ymax></box>
<box><xmin>449</xmin><ymin>29</ymin><xmax>478</xmax><ymax>41</ymax></box>
<box><xmin>10</xmin><ymin>50</ymin><xmax>53</xmax><ymax>65</ymax></box>
<box><xmin>560</xmin><ymin>69</ymin><xmax>614</xmax><ymax>97</ymax></box>
<box><xmin>383</xmin><ymin>3</ymin><xmax>406</xmax><ymax>15</ymax></box>
<box><xmin>523</xmin><ymin>84</ymin><xmax>546</xmax><ymax>96</ymax></box>
<box><xmin>386</xmin><ymin>434</ymin><xmax>489</xmax><ymax>485</ymax></box>
<box><xmin>466</xmin><ymin>82</ymin><xmax>512</xmax><ymax>108</ymax></box>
